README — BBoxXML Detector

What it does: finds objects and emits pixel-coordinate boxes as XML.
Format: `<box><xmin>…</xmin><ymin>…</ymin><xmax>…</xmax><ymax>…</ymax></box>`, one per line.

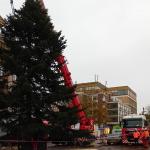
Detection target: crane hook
<box><xmin>10</xmin><ymin>0</ymin><xmax>15</xmax><ymax>14</ymax></box>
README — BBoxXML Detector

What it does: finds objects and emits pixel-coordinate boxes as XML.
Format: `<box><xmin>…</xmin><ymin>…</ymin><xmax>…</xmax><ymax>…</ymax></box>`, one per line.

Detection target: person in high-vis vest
<box><xmin>133</xmin><ymin>129</ymin><xmax>140</xmax><ymax>144</ymax></box>
<box><xmin>140</xmin><ymin>128</ymin><xmax>149</xmax><ymax>148</ymax></box>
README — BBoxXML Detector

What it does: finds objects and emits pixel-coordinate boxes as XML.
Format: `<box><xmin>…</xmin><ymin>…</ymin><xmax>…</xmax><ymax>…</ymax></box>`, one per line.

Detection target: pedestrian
<box><xmin>133</xmin><ymin>129</ymin><xmax>140</xmax><ymax>144</ymax></box>
<box><xmin>140</xmin><ymin>128</ymin><xmax>149</xmax><ymax>148</ymax></box>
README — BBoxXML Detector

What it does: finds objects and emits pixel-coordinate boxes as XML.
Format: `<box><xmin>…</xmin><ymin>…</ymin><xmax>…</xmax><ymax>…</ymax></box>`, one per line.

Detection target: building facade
<box><xmin>0</xmin><ymin>16</ymin><xmax>7</xmax><ymax>49</ymax></box>
<box><xmin>76</xmin><ymin>82</ymin><xmax>137</xmax><ymax>125</ymax></box>
<box><xmin>0</xmin><ymin>16</ymin><xmax>5</xmax><ymax>92</ymax></box>
<box><xmin>0</xmin><ymin>16</ymin><xmax>13</xmax><ymax>93</ymax></box>
<box><xmin>76</xmin><ymin>82</ymin><xmax>111</xmax><ymax>125</ymax></box>
<box><xmin>108</xmin><ymin>86</ymin><xmax>137</xmax><ymax>114</ymax></box>
<box><xmin>107</xmin><ymin>97</ymin><xmax>131</xmax><ymax>125</ymax></box>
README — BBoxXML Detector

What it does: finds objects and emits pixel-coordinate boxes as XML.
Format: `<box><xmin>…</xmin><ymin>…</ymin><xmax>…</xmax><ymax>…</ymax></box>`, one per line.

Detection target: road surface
<box><xmin>47</xmin><ymin>145</ymin><xmax>149</xmax><ymax>150</ymax></box>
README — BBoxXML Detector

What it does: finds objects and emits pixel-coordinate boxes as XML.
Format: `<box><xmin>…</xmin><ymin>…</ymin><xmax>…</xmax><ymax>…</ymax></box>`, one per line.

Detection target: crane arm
<box><xmin>37</xmin><ymin>0</ymin><xmax>94</xmax><ymax>131</ymax></box>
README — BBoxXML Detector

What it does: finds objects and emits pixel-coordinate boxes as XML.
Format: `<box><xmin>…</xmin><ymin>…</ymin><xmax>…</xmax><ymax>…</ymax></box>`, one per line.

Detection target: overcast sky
<box><xmin>1</xmin><ymin>0</ymin><xmax>150</xmax><ymax>113</ymax></box>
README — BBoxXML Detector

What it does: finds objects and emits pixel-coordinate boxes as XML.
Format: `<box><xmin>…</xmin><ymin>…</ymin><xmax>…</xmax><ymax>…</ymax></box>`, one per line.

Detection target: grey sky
<box><xmin>1</xmin><ymin>0</ymin><xmax>150</xmax><ymax>113</ymax></box>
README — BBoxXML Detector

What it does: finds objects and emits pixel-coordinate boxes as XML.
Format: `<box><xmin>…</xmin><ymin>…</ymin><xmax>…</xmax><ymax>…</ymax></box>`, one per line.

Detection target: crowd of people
<box><xmin>133</xmin><ymin>128</ymin><xmax>150</xmax><ymax>148</ymax></box>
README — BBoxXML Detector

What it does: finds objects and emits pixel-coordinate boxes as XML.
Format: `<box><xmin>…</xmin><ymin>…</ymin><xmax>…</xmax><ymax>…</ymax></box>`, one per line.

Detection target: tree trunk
<box><xmin>18</xmin><ymin>142</ymin><xmax>32</xmax><ymax>150</ymax></box>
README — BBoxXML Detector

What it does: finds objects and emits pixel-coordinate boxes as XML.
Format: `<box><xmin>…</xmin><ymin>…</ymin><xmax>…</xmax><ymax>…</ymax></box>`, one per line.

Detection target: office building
<box><xmin>108</xmin><ymin>86</ymin><xmax>137</xmax><ymax>114</ymax></box>
<box><xmin>76</xmin><ymin>82</ymin><xmax>111</xmax><ymax>125</ymax></box>
<box><xmin>107</xmin><ymin>97</ymin><xmax>131</xmax><ymax>125</ymax></box>
<box><xmin>76</xmin><ymin>82</ymin><xmax>137</xmax><ymax>125</ymax></box>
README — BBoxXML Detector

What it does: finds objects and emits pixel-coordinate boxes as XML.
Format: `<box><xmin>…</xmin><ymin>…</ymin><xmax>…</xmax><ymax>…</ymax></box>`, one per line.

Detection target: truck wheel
<box><xmin>107</xmin><ymin>142</ymin><xmax>111</xmax><ymax>145</ymax></box>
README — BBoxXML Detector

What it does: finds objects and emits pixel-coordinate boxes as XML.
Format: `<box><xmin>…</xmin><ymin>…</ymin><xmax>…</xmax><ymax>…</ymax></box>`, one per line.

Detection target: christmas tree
<box><xmin>0</xmin><ymin>0</ymin><xmax>78</xmax><ymax>149</ymax></box>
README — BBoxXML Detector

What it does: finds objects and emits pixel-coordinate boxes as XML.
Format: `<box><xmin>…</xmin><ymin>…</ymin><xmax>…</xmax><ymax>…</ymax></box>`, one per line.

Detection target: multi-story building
<box><xmin>0</xmin><ymin>16</ymin><xmax>15</xmax><ymax>93</ymax></box>
<box><xmin>0</xmin><ymin>16</ymin><xmax>6</xmax><ymax>49</ymax></box>
<box><xmin>0</xmin><ymin>16</ymin><xmax>5</xmax><ymax>92</ymax></box>
<box><xmin>76</xmin><ymin>82</ymin><xmax>137</xmax><ymax>126</ymax></box>
<box><xmin>108</xmin><ymin>86</ymin><xmax>137</xmax><ymax>114</ymax></box>
<box><xmin>76</xmin><ymin>82</ymin><xmax>111</xmax><ymax>125</ymax></box>
<box><xmin>107</xmin><ymin>97</ymin><xmax>131</xmax><ymax>125</ymax></box>
<box><xmin>0</xmin><ymin>16</ymin><xmax>7</xmax><ymax>137</ymax></box>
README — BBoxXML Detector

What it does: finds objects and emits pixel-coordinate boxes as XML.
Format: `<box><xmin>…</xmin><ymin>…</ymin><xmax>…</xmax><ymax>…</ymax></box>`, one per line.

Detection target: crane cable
<box><xmin>10</xmin><ymin>0</ymin><xmax>15</xmax><ymax>14</ymax></box>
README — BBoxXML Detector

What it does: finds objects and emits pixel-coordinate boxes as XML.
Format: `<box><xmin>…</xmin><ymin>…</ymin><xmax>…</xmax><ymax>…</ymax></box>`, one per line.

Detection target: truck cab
<box><xmin>121</xmin><ymin>114</ymin><xmax>147</xmax><ymax>144</ymax></box>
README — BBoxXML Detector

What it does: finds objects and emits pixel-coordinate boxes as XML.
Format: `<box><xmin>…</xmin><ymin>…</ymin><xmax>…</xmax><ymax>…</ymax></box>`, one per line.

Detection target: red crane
<box><xmin>56</xmin><ymin>55</ymin><xmax>94</xmax><ymax>130</ymax></box>
<box><xmin>38</xmin><ymin>0</ymin><xmax>94</xmax><ymax>131</ymax></box>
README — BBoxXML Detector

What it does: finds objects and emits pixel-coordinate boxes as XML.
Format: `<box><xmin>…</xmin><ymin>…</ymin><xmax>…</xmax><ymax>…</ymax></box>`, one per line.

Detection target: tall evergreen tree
<box><xmin>0</xmin><ymin>0</ymin><xmax>78</xmax><ymax>149</ymax></box>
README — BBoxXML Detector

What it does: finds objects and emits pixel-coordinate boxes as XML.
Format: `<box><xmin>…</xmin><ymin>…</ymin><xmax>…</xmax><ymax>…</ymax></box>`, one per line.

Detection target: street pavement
<box><xmin>47</xmin><ymin>144</ymin><xmax>150</xmax><ymax>150</ymax></box>
<box><xmin>0</xmin><ymin>143</ymin><xmax>148</xmax><ymax>150</ymax></box>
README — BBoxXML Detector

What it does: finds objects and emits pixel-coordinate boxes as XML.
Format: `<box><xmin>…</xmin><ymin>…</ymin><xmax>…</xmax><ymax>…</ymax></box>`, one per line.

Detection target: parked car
<box><xmin>106</xmin><ymin>129</ymin><xmax>122</xmax><ymax>145</ymax></box>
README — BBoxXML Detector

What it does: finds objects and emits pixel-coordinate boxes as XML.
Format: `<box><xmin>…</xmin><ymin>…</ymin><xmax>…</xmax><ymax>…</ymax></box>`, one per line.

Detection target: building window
<box><xmin>108</xmin><ymin>103</ymin><xmax>118</xmax><ymax>109</ymax></box>
<box><xmin>109</xmin><ymin>116</ymin><xmax>118</xmax><ymax>122</ymax></box>
<box><xmin>112</xmin><ymin>90</ymin><xmax>128</xmax><ymax>96</ymax></box>
<box><xmin>128</xmin><ymin>90</ymin><xmax>136</xmax><ymax>100</ymax></box>
<box><xmin>108</xmin><ymin>110</ymin><xmax>118</xmax><ymax>115</ymax></box>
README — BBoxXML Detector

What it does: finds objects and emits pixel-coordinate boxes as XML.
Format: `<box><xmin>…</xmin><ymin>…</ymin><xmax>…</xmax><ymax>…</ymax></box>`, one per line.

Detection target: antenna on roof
<box><xmin>94</xmin><ymin>74</ymin><xmax>99</xmax><ymax>82</ymax></box>
<box><xmin>10</xmin><ymin>0</ymin><xmax>15</xmax><ymax>14</ymax></box>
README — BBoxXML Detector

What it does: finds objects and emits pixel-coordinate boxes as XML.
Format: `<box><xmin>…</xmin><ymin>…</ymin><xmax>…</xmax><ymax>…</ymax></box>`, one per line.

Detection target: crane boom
<box><xmin>56</xmin><ymin>55</ymin><xmax>94</xmax><ymax>130</ymax></box>
<box><xmin>37</xmin><ymin>0</ymin><xmax>94</xmax><ymax>131</ymax></box>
